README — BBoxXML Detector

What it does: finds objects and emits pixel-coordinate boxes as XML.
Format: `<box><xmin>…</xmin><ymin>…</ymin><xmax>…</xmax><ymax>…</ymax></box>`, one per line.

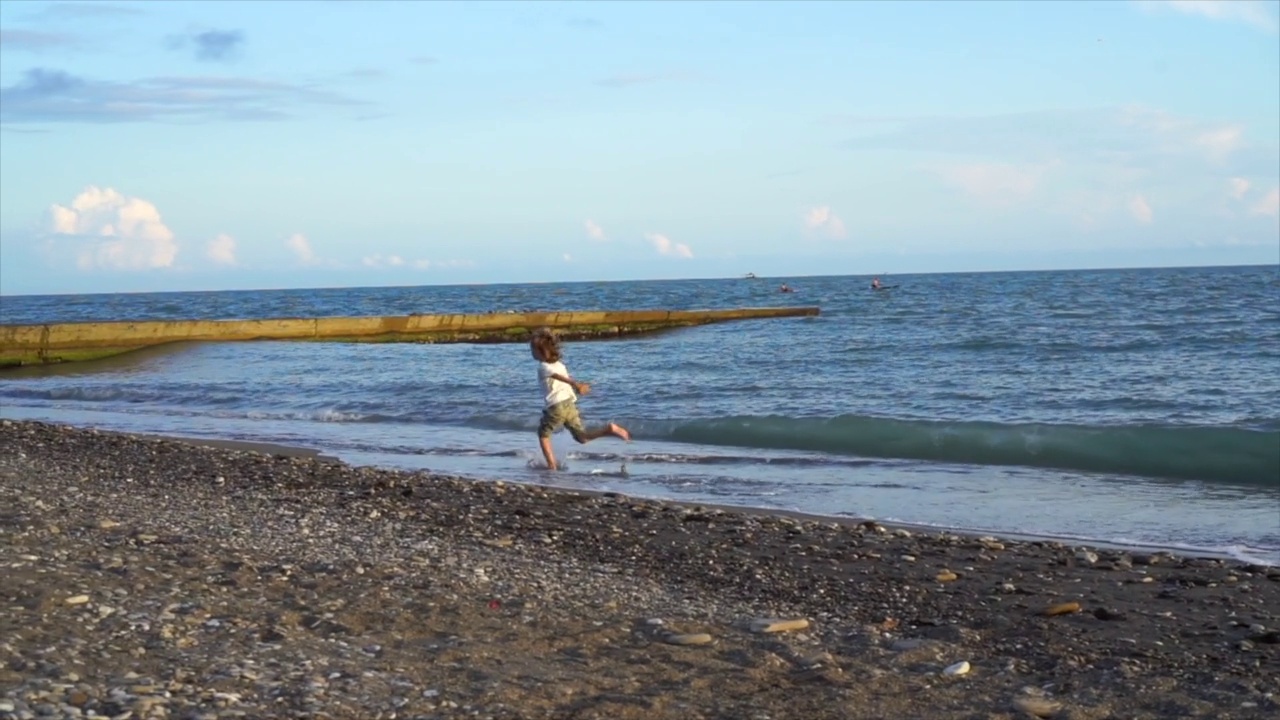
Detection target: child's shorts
<box><xmin>538</xmin><ymin>400</ymin><xmax>587</xmax><ymax>441</ymax></box>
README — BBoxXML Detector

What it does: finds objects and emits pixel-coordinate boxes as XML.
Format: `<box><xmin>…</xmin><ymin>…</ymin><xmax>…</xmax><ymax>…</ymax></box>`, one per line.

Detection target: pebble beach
<box><xmin>2</xmin><ymin>419</ymin><xmax>1278</xmax><ymax>720</ymax></box>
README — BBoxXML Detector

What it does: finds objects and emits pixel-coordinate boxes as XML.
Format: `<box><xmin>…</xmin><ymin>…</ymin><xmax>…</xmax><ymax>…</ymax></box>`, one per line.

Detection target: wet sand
<box><xmin>1</xmin><ymin>419</ymin><xmax>1277</xmax><ymax>719</ymax></box>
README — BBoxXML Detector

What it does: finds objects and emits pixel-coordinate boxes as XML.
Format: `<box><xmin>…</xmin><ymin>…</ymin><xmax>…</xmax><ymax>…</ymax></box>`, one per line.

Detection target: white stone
<box><xmin>943</xmin><ymin>661</ymin><xmax>970</xmax><ymax>676</ymax></box>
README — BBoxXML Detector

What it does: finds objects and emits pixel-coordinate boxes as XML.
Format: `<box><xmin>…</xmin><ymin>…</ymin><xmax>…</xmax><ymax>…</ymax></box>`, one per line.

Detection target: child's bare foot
<box><xmin>609</xmin><ymin>423</ymin><xmax>631</xmax><ymax>442</ymax></box>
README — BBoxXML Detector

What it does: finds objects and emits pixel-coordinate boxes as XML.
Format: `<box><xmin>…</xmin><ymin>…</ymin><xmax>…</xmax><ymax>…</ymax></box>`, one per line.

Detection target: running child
<box><xmin>530</xmin><ymin>328</ymin><xmax>630</xmax><ymax>471</ymax></box>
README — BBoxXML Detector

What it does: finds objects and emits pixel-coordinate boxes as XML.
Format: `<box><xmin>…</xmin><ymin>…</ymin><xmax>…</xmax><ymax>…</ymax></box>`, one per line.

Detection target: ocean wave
<box><xmin>631</xmin><ymin>415</ymin><xmax>1280</xmax><ymax>486</ymax></box>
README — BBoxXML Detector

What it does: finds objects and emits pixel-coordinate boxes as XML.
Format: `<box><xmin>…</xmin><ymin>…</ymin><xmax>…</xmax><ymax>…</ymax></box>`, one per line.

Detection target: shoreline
<box><xmin>3</xmin><ymin>419</ymin><xmax>1279</xmax><ymax>719</ymax></box>
<box><xmin>132</xmin><ymin>428</ymin><xmax>1278</xmax><ymax>567</ymax></box>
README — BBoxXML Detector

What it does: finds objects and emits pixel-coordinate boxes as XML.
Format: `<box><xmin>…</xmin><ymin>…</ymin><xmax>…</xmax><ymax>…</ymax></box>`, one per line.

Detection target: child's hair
<box><xmin>530</xmin><ymin>328</ymin><xmax>562</xmax><ymax>363</ymax></box>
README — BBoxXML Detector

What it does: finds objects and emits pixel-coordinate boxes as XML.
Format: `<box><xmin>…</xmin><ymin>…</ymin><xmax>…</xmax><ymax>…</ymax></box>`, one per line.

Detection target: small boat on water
<box><xmin>744</xmin><ymin>272</ymin><xmax>757</xmax><ymax>279</ymax></box>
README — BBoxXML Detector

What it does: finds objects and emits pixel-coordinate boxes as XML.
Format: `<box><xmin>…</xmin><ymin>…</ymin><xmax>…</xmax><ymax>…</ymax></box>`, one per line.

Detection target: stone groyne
<box><xmin>0</xmin><ymin>306</ymin><xmax>819</xmax><ymax>367</ymax></box>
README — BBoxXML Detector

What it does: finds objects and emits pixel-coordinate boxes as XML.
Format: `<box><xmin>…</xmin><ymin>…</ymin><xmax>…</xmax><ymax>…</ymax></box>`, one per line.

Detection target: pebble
<box><xmin>1044</xmin><ymin>602</ymin><xmax>1081</xmax><ymax>617</ymax></box>
<box><xmin>943</xmin><ymin>660</ymin><xmax>970</xmax><ymax>676</ymax></box>
<box><xmin>749</xmin><ymin>618</ymin><xmax>810</xmax><ymax>633</ymax></box>
<box><xmin>64</xmin><ymin>595</ymin><xmax>90</xmax><ymax>606</ymax></box>
<box><xmin>1013</xmin><ymin>696</ymin><xmax>1062</xmax><ymax>717</ymax></box>
<box><xmin>664</xmin><ymin>633</ymin><xmax>714</xmax><ymax>646</ymax></box>
<box><xmin>935</xmin><ymin>570</ymin><xmax>958</xmax><ymax>583</ymax></box>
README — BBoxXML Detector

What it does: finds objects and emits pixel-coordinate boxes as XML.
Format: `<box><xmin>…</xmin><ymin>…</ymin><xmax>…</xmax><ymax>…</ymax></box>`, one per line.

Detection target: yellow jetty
<box><xmin>0</xmin><ymin>306</ymin><xmax>819</xmax><ymax>368</ymax></box>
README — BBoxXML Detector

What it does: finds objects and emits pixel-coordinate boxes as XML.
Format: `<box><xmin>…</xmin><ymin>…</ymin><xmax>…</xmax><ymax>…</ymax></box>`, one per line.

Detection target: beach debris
<box><xmin>977</xmin><ymin>536</ymin><xmax>1006</xmax><ymax>551</ymax></box>
<box><xmin>750</xmin><ymin>618</ymin><xmax>810</xmax><ymax>633</ymax></box>
<box><xmin>1075</xmin><ymin>550</ymin><xmax>1099</xmax><ymax>565</ymax></box>
<box><xmin>1044</xmin><ymin>601</ymin><xmax>1081</xmax><ymax>616</ymax></box>
<box><xmin>1251</xmin><ymin>630</ymin><xmax>1280</xmax><ymax>644</ymax></box>
<box><xmin>663</xmin><ymin>633</ymin><xmax>714</xmax><ymax>646</ymax></box>
<box><xmin>1093</xmin><ymin>607</ymin><xmax>1127</xmax><ymax>621</ymax></box>
<box><xmin>943</xmin><ymin>660</ymin><xmax>970</xmax><ymax>676</ymax></box>
<box><xmin>801</xmin><ymin>651</ymin><xmax>833</xmax><ymax>669</ymax></box>
<box><xmin>1012</xmin><ymin>695</ymin><xmax>1062</xmax><ymax>717</ymax></box>
<box><xmin>64</xmin><ymin>595</ymin><xmax>90</xmax><ymax>606</ymax></box>
<box><xmin>935</xmin><ymin>570</ymin><xmax>959</xmax><ymax>582</ymax></box>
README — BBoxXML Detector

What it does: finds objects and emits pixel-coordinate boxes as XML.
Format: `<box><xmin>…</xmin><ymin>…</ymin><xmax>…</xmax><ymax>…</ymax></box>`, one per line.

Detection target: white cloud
<box><xmin>1135</xmin><ymin>0</ymin><xmax>1279</xmax><ymax>33</ymax></box>
<box><xmin>644</xmin><ymin>232</ymin><xmax>693</xmax><ymax>258</ymax></box>
<box><xmin>206</xmin><ymin>233</ymin><xmax>237</xmax><ymax>266</ymax></box>
<box><xmin>803</xmin><ymin>206</ymin><xmax>847</xmax><ymax>239</ymax></box>
<box><xmin>1252</xmin><ymin>187</ymin><xmax>1280</xmax><ymax>217</ymax></box>
<box><xmin>1230</xmin><ymin>177</ymin><xmax>1251</xmax><ymax>200</ymax></box>
<box><xmin>1129</xmin><ymin>194</ymin><xmax>1154</xmax><ymax>224</ymax></box>
<box><xmin>563</xmin><ymin>253</ymin><xmax>573</xmax><ymax>262</ymax></box>
<box><xmin>932</xmin><ymin>161</ymin><xmax>1049</xmax><ymax>206</ymax></box>
<box><xmin>47</xmin><ymin>186</ymin><xmax>178</xmax><ymax>270</ymax></box>
<box><xmin>285</xmin><ymin>232</ymin><xmax>315</xmax><ymax>264</ymax></box>
<box><xmin>1194</xmin><ymin>125</ymin><xmax>1244</xmax><ymax>162</ymax></box>
<box><xmin>413</xmin><ymin>259</ymin><xmax>431</xmax><ymax>269</ymax></box>
<box><xmin>361</xmin><ymin>253</ymin><xmax>406</xmax><ymax>268</ymax></box>
<box><xmin>584</xmin><ymin>219</ymin><xmax>606</xmax><ymax>241</ymax></box>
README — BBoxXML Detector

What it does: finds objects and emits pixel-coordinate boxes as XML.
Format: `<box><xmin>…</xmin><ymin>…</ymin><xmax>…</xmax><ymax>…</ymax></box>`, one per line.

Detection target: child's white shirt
<box><xmin>538</xmin><ymin>360</ymin><xmax>576</xmax><ymax>407</ymax></box>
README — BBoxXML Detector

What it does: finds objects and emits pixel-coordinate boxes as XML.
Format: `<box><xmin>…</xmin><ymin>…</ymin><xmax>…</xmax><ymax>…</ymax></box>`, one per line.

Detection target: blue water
<box><xmin>3</xmin><ymin>266</ymin><xmax>1279</xmax><ymax>564</ymax></box>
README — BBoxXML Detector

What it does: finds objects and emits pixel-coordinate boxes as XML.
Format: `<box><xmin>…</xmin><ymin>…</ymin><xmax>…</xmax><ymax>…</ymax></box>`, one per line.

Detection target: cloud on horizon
<box><xmin>1129</xmin><ymin>195</ymin><xmax>1155</xmax><ymax>224</ymax></box>
<box><xmin>803</xmin><ymin>206</ymin><xmax>847</xmax><ymax>238</ymax></box>
<box><xmin>206</xmin><ymin>233</ymin><xmax>237</xmax><ymax>266</ymax></box>
<box><xmin>167</xmin><ymin>29</ymin><xmax>245</xmax><ymax>62</ymax></box>
<box><xmin>0</xmin><ymin>67</ymin><xmax>365</xmax><ymax>124</ymax></box>
<box><xmin>361</xmin><ymin>253</ymin><xmax>406</xmax><ymax>268</ymax></box>
<box><xmin>46</xmin><ymin>186</ymin><xmax>178</xmax><ymax>271</ymax></box>
<box><xmin>1253</xmin><ymin>187</ymin><xmax>1280</xmax><ymax>217</ymax></box>
<box><xmin>285</xmin><ymin>233</ymin><xmax>316</xmax><ymax>265</ymax></box>
<box><xmin>584</xmin><ymin>219</ymin><xmax>606</xmax><ymax>241</ymax></box>
<box><xmin>1134</xmin><ymin>0</ymin><xmax>1280</xmax><ymax>33</ymax></box>
<box><xmin>645</xmin><ymin>232</ymin><xmax>693</xmax><ymax>258</ymax></box>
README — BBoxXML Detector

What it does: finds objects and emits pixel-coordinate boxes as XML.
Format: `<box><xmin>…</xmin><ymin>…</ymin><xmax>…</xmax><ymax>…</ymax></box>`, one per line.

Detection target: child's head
<box><xmin>530</xmin><ymin>328</ymin><xmax>562</xmax><ymax>363</ymax></box>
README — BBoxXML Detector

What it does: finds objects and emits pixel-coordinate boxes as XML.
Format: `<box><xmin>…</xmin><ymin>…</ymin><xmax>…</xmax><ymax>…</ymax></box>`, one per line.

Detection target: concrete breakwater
<box><xmin>0</xmin><ymin>306</ymin><xmax>818</xmax><ymax>367</ymax></box>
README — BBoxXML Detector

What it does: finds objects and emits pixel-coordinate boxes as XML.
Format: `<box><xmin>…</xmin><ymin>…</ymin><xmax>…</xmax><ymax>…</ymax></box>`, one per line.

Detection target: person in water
<box><xmin>530</xmin><ymin>328</ymin><xmax>630</xmax><ymax>471</ymax></box>
<box><xmin>870</xmin><ymin>277</ymin><xmax>882</xmax><ymax>290</ymax></box>
<box><xmin>779</xmin><ymin>283</ymin><xmax>793</xmax><ymax>293</ymax></box>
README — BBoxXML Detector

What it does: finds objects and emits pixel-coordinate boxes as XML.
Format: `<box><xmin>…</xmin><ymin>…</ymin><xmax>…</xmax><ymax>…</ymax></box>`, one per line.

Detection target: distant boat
<box><xmin>744</xmin><ymin>272</ymin><xmax>757</xmax><ymax>279</ymax></box>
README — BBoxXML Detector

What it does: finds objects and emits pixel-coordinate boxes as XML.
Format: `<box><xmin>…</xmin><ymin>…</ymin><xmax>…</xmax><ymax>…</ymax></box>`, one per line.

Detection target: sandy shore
<box><xmin>1</xmin><ymin>420</ymin><xmax>1277</xmax><ymax>719</ymax></box>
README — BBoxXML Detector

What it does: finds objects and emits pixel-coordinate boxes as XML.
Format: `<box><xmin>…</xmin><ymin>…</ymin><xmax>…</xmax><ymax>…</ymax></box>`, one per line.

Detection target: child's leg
<box><xmin>537</xmin><ymin>405</ymin><xmax>562</xmax><ymax>470</ymax></box>
<box><xmin>539</xmin><ymin>435</ymin><xmax>558</xmax><ymax>471</ymax></box>
<box><xmin>566</xmin><ymin>410</ymin><xmax>631</xmax><ymax>443</ymax></box>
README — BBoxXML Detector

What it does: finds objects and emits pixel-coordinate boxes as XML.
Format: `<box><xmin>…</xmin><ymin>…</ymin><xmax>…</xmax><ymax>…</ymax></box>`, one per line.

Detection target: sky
<box><xmin>0</xmin><ymin>0</ymin><xmax>1277</xmax><ymax>295</ymax></box>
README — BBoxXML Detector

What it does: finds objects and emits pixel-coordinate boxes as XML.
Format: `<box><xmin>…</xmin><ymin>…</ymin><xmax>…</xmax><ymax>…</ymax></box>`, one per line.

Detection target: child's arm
<box><xmin>549</xmin><ymin>372</ymin><xmax>591</xmax><ymax>395</ymax></box>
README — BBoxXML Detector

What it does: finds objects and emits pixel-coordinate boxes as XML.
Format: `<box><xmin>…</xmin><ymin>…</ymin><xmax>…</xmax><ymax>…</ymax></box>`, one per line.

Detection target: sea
<box><xmin>2</xmin><ymin>265</ymin><xmax>1278</xmax><ymax>565</ymax></box>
